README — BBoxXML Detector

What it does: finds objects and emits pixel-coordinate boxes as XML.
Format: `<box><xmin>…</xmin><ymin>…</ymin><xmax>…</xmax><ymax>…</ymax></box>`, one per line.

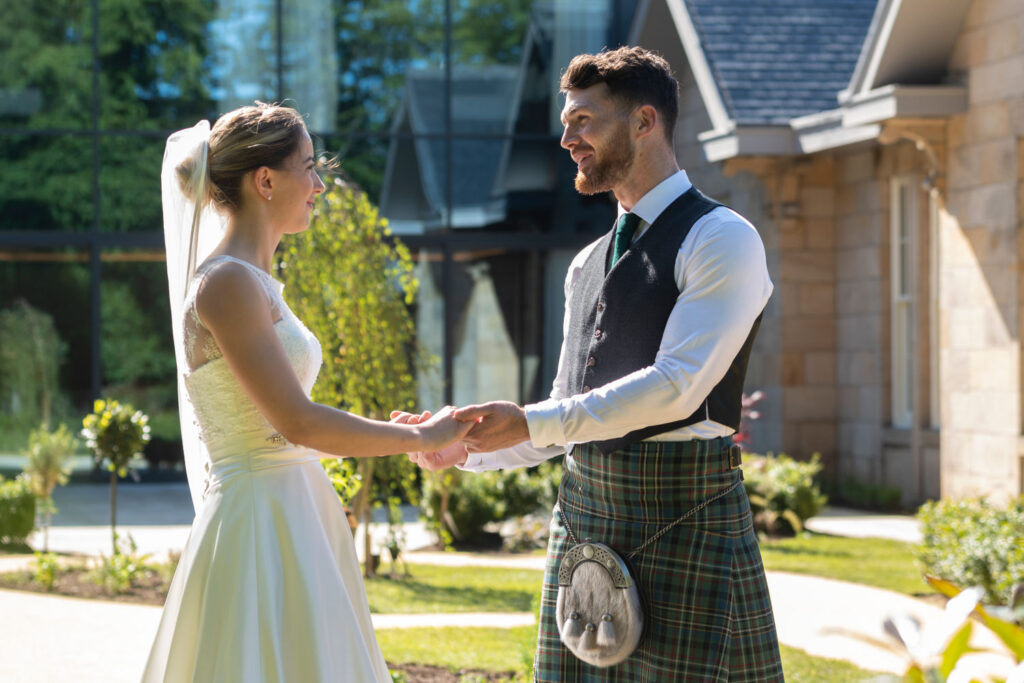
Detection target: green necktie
<box><xmin>610</xmin><ymin>212</ymin><xmax>642</xmax><ymax>267</ymax></box>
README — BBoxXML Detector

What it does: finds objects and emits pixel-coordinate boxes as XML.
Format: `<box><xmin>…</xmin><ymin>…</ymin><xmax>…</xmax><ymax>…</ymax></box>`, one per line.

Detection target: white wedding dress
<box><xmin>142</xmin><ymin>255</ymin><xmax>392</xmax><ymax>682</ymax></box>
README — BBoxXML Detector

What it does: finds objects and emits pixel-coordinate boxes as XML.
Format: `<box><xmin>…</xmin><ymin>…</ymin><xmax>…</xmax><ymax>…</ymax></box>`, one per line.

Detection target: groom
<box><xmin>400</xmin><ymin>46</ymin><xmax>782</xmax><ymax>681</ymax></box>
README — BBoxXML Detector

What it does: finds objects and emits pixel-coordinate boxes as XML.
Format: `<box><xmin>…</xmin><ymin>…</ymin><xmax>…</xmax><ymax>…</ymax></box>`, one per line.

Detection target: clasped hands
<box><xmin>390</xmin><ymin>401</ymin><xmax>529</xmax><ymax>471</ymax></box>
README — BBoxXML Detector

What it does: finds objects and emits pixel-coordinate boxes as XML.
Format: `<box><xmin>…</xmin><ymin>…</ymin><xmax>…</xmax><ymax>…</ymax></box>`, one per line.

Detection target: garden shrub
<box><xmin>91</xmin><ymin>533</ymin><xmax>151</xmax><ymax>594</ymax></box>
<box><xmin>0</xmin><ymin>475</ymin><xmax>36</xmax><ymax>544</ymax></box>
<box><xmin>741</xmin><ymin>453</ymin><xmax>826</xmax><ymax>535</ymax></box>
<box><xmin>824</xmin><ymin>476</ymin><xmax>903</xmax><ymax>512</ymax></box>
<box><xmin>32</xmin><ymin>551</ymin><xmax>59</xmax><ymax>590</ymax></box>
<box><xmin>422</xmin><ymin>461</ymin><xmax>562</xmax><ymax>545</ymax></box>
<box><xmin>917</xmin><ymin>496</ymin><xmax>1024</xmax><ymax>606</ymax></box>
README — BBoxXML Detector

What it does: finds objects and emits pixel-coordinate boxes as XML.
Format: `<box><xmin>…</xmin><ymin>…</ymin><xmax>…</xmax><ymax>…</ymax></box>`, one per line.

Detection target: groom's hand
<box><xmin>453</xmin><ymin>401</ymin><xmax>529</xmax><ymax>452</ymax></box>
<box><xmin>390</xmin><ymin>410</ymin><xmax>468</xmax><ymax>470</ymax></box>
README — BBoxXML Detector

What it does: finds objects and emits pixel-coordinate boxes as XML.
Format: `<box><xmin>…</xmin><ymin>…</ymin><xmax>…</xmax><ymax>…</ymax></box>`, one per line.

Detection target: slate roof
<box><xmin>404</xmin><ymin>67</ymin><xmax>519</xmax><ymax>212</ymax></box>
<box><xmin>685</xmin><ymin>0</ymin><xmax>878</xmax><ymax>125</ymax></box>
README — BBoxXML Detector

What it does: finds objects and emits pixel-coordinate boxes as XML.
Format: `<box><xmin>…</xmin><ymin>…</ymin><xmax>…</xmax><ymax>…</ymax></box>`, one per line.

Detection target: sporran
<box><xmin>555</xmin><ymin>477</ymin><xmax>742</xmax><ymax>668</ymax></box>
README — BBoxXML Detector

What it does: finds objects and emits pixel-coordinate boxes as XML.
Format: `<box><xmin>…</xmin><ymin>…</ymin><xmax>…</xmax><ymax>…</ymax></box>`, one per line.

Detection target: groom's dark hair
<box><xmin>560</xmin><ymin>46</ymin><xmax>679</xmax><ymax>144</ymax></box>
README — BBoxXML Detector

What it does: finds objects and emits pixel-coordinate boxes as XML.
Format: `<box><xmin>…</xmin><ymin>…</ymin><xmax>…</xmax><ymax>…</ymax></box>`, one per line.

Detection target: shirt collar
<box><xmin>617</xmin><ymin>170</ymin><xmax>692</xmax><ymax>227</ymax></box>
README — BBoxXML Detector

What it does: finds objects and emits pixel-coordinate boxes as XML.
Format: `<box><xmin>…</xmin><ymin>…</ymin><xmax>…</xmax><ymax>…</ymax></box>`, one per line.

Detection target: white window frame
<box><xmin>890</xmin><ymin>176</ymin><xmax>917</xmax><ymax>429</ymax></box>
<box><xmin>928</xmin><ymin>187</ymin><xmax>940</xmax><ymax>429</ymax></box>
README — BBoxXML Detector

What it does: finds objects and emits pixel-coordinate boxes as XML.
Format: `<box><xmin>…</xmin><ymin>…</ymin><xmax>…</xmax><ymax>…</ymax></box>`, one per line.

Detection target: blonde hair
<box><xmin>176</xmin><ymin>102</ymin><xmax>307</xmax><ymax>210</ymax></box>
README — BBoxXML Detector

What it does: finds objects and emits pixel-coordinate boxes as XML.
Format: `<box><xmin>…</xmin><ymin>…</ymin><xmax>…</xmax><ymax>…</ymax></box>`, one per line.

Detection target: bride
<box><xmin>143</xmin><ymin>103</ymin><xmax>470</xmax><ymax>682</ymax></box>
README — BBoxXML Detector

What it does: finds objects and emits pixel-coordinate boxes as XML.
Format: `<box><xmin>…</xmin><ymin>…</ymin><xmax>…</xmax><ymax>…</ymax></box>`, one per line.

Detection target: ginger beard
<box><xmin>573</xmin><ymin>118</ymin><xmax>636</xmax><ymax>195</ymax></box>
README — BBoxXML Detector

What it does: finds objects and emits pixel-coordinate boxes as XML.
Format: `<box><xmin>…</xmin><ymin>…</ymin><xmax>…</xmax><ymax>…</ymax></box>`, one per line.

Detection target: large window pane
<box><xmin>0</xmin><ymin>134</ymin><xmax>95</xmax><ymax>232</ymax></box>
<box><xmin>99</xmin><ymin>0</ymin><xmax>217</xmax><ymax>130</ymax></box>
<box><xmin>0</xmin><ymin>0</ymin><xmax>93</xmax><ymax>131</ymax></box>
<box><xmin>99</xmin><ymin>135</ymin><xmax>164</xmax><ymax>232</ymax></box>
<box><xmin>0</xmin><ymin>257</ymin><xmax>92</xmax><ymax>420</ymax></box>
<box><xmin>100</xmin><ymin>259</ymin><xmax>179</xmax><ymax>442</ymax></box>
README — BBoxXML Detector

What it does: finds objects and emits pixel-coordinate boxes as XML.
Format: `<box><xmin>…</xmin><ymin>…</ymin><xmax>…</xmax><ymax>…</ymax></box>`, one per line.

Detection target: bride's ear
<box><xmin>250</xmin><ymin>166</ymin><xmax>274</xmax><ymax>202</ymax></box>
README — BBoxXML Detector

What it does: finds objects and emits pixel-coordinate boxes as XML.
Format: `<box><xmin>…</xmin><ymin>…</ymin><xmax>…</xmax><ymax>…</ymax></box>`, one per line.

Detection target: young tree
<box><xmin>22</xmin><ymin>423</ymin><xmax>78</xmax><ymax>552</ymax></box>
<box><xmin>0</xmin><ymin>301</ymin><xmax>66</xmax><ymax>433</ymax></box>
<box><xmin>81</xmin><ymin>399</ymin><xmax>150</xmax><ymax>554</ymax></box>
<box><xmin>277</xmin><ymin>177</ymin><xmax>423</xmax><ymax>578</ymax></box>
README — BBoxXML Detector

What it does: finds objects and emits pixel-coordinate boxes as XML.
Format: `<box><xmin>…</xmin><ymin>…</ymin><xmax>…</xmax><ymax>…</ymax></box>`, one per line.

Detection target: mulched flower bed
<box><xmin>0</xmin><ymin>565</ymin><xmax>169</xmax><ymax>605</ymax></box>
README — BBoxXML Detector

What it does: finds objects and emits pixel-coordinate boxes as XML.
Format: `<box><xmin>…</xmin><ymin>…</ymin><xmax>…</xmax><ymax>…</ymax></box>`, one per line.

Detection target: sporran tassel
<box><xmin>597</xmin><ymin>614</ymin><xmax>616</xmax><ymax>647</ymax></box>
<box><xmin>581</xmin><ymin>623</ymin><xmax>598</xmax><ymax>652</ymax></box>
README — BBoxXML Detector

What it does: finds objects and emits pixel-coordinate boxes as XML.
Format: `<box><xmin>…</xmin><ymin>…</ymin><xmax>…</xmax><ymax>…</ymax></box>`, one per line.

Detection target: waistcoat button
<box><xmin>596</xmin><ymin>302</ymin><xmax>605</xmax><ymax>313</ymax></box>
<box><xmin>586</xmin><ymin>356</ymin><xmax>596</xmax><ymax>367</ymax></box>
<box><xmin>594</xmin><ymin>329</ymin><xmax>601</xmax><ymax>339</ymax></box>
<box><xmin>582</xmin><ymin>385</ymin><xmax>591</xmax><ymax>392</ymax></box>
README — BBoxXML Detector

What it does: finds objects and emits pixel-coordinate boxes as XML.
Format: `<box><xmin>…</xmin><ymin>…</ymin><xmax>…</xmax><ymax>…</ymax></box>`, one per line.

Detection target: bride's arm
<box><xmin>196</xmin><ymin>262</ymin><xmax>469</xmax><ymax>457</ymax></box>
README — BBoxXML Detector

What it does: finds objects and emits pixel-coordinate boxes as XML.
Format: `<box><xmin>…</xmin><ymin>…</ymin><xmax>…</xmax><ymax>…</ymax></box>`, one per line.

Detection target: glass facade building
<box><xmin>0</xmin><ymin>0</ymin><xmax>637</xmax><ymax>445</ymax></box>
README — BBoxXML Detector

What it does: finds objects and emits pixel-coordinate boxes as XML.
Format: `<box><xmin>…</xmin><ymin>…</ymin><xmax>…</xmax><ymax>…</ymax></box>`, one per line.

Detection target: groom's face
<box><xmin>559</xmin><ymin>83</ymin><xmax>636</xmax><ymax>196</ymax></box>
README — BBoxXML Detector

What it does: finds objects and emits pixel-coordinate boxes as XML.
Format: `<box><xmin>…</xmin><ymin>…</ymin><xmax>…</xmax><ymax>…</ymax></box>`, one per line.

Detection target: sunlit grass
<box><xmin>378</xmin><ymin>624</ymin><xmax>536</xmax><ymax>674</ymax></box>
<box><xmin>378</xmin><ymin>626</ymin><xmax>875</xmax><ymax>680</ymax></box>
<box><xmin>365</xmin><ymin>564</ymin><xmax>543</xmax><ymax>614</ymax></box>
<box><xmin>759</xmin><ymin>532</ymin><xmax>928</xmax><ymax>595</ymax></box>
<box><xmin>780</xmin><ymin>644</ymin><xmax>876</xmax><ymax>682</ymax></box>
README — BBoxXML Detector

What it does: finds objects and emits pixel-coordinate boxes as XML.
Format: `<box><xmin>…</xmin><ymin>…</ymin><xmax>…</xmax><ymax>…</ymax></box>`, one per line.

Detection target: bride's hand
<box><xmin>391</xmin><ymin>409</ymin><xmax>468</xmax><ymax>470</ymax></box>
<box><xmin>415</xmin><ymin>406</ymin><xmax>474</xmax><ymax>453</ymax></box>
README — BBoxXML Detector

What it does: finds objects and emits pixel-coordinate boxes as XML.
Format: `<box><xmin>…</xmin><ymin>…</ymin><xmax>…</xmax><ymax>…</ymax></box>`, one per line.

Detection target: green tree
<box><xmin>81</xmin><ymin>399</ymin><xmax>150</xmax><ymax>554</ymax></box>
<box><xmin>22</xmin><ymin>423</ymin><xmax>78</xmax><ymax>552</ymax></box>
<box><xmin>0</xmin><ymin>301</ymin><xmax>66</xmax><ymax>432</ymax></box>
<box><xmin>100</xmin><ymin>278</ymin><xmax>177</xmax><ymax>387</ymax></box>
<box><xmin>277</xmin><ymin>177</ymin><xmax>422</xmax><ymax>577</ymax></box>
<box><xmin>0</xmin><ymin>0</ymin><xmax>214</xmax><ymax>234</ymax></box>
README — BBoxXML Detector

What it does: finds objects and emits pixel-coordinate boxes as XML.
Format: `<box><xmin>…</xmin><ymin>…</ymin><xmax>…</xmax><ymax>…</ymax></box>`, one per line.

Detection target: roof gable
<box><xmin>685</xmin><ymin>0</ymin><xmax>877</xmax><ymax>124</ymax></box>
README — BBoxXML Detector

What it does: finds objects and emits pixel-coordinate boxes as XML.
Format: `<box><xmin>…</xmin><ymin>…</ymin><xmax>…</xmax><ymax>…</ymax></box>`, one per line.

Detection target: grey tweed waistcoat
<box><xmin>563</xmin><ymin>187</ymin><xmax>762</xmax><ymax>455</ymax></box>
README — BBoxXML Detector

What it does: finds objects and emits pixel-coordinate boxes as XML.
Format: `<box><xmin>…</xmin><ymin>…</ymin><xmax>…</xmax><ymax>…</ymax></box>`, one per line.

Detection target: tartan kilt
<box><xmin>534</xmin><ymin>438</ymin><xmax>783</xmax><ymax>682</ymax></box>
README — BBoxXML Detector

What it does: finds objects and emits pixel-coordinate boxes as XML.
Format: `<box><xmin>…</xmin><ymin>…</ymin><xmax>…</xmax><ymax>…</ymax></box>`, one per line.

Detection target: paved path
<box><xmin>0</xmin><ymin>482</ymin><xmax>1017</xmax><ymax>681</ymax></box>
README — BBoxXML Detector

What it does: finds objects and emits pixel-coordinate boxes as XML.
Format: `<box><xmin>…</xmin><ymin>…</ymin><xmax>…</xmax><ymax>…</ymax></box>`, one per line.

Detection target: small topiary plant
<box><xmin>81</xmin><ymin>399</ymin><xmax>150</xmax><ymax>554</ymax></box>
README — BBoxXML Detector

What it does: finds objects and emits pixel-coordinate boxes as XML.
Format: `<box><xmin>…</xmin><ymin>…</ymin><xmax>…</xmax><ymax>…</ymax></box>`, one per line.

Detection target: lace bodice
<box><xmin>182</xmin><ymin>255</ymin><xmax>322</xmax><ymax>452</ymax></box>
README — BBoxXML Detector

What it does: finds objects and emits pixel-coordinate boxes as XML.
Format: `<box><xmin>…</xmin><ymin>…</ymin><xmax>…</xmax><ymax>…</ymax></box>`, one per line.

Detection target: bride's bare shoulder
<box><xmin>195</xmin><ymin>260</ymin><xmax>270</xmax><ymax>330</ymax></box>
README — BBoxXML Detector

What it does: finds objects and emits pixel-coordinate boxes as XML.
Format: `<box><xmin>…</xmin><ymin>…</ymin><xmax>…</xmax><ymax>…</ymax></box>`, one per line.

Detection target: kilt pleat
<box><xmin>534</xmin><ymin>438</ymin><xmax>783</xmax><ymax>682</ymax></box>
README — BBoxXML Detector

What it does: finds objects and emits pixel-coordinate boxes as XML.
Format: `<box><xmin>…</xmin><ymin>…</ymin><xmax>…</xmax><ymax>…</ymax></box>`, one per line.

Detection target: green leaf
<box><xmin>976</xmin><ymin>611</ymin><xmax>1024</xmax><ymax>661</ymax></box>
<box><xmin>939</xmin><ymin>621</ymin><xmax>971</xmax><ymax>678</ymax></box>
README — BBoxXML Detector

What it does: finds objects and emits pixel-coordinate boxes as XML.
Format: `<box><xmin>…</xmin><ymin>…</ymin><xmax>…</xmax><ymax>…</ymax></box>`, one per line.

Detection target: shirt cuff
<box><xmin>525</xmin><ymin>399</ymin><xmax>567</xmax><ymax>447</ymax></box>
<box><xmin>457</xmin><ymin>451</ymin><xmax>489</xmax><ymax>472</ymax></box>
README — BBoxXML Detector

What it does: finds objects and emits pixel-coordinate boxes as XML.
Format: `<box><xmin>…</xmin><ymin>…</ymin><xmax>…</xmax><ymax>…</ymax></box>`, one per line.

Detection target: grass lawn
<box><xmin>759</xmin><ymin>532</ymin><xmax>928</xmax><ymax>596</ymax></box>
<box><xmin>378</xmin><ymin>624</ymin><xmax>536</xmax><ymax>675</ymax></box>
<box><xmin>365</xmin><ymin>564</ymin><xmax>543</xmax><ymax>614</ymax></box>
<box><xmin>779</xmin><ymin>644</ymin><xmax>876</xmax><ymax>682</ymax></box>
<box><xmin>377</xmin><ymin>626</ymin><xmax>874</xmax><ymax>681</ymax></box>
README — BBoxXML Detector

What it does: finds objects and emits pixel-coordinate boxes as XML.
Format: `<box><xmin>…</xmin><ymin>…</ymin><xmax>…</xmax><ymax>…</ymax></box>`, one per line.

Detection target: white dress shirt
<box><xmin>461</xmin><ymin>170</ymin><xmax>773</xmax><ymax>472</ymax></box>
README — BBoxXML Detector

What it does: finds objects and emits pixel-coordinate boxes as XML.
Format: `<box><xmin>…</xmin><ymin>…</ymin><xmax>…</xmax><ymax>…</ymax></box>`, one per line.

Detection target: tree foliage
<box><xmin>22</xmin><ymin>422</ymin><xmax>78</xmax><ymax>552</ymax></box>
<box><xmin>0</xmin><ymin>300</ymin><xmax>66</xmax><ymax>432</ymax></box>
<box><xmin>277</xmin><ymin>177</ymin><xmax>423</xmax><ymax>576</ymax></box>
<box><xmin>81</xmin><ymin>398</ymin><xmax>150</xmax><ymax>553</ymax></box>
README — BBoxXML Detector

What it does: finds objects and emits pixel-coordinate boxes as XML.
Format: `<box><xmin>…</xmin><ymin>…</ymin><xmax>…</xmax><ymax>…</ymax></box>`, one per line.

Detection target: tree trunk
<box><xmin>352</xmin><ymin>457</ymin><xmax>376</xmax><ymax>578</ymax></box>
<box><xmin>110</xmin><ymin>472</ymin><xmax>118</xmax><ymax>555</ymax></box>
<box><xmin>43</xmin><ymin>509</ymin><xmax>51</xmax><ymax>553</ymax></box>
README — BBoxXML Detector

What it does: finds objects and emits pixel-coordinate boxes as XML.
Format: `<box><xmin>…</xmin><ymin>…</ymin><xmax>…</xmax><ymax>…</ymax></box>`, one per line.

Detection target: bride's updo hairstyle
<box><xmin>176</xmin><ymin>102</ymin><xmax>307</xmax><ymax>211</ymax></box>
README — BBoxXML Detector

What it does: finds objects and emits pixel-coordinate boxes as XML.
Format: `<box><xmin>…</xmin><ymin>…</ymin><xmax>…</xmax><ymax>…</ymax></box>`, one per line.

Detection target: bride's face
<box><xmin>270</xmin><ymin>130</ymin><xmax>325</xmax><ymax>234</ymax></box>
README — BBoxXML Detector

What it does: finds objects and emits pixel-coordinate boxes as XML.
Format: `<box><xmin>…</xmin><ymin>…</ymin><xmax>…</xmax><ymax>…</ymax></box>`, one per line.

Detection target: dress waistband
<box><xmin>203</xmin><ymin>435</ymin><xmax>320</xmax><ymax>495</ymax></box>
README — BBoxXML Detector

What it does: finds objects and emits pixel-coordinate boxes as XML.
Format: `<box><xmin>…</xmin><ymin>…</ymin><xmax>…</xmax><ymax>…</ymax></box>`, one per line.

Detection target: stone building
<box><xmin>634</xmin><ymin>0</ymin><xmax>1023</xmax><ymax>503</ymax></box>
